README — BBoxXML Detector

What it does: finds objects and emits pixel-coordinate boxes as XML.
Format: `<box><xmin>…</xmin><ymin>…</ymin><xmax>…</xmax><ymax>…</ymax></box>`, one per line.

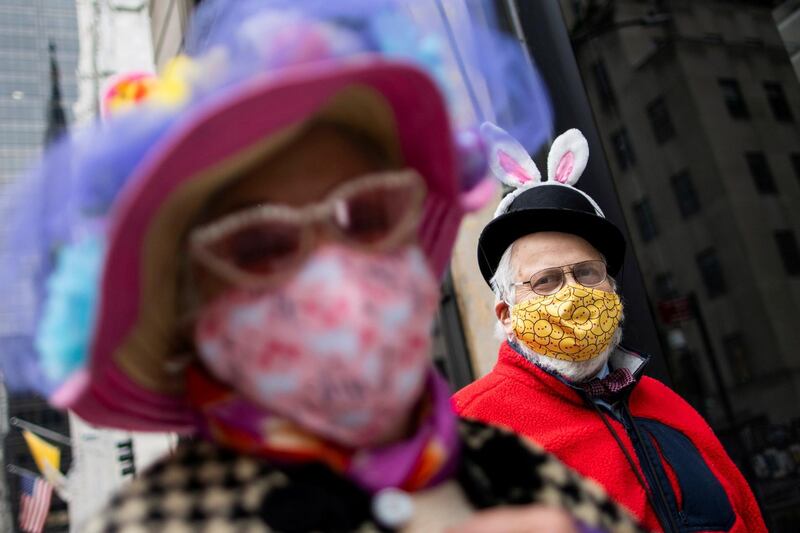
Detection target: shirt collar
<box><xmin>507</xmin><ymin>340</ymin><xmax>650</xmax><ymax>390</ymax></box>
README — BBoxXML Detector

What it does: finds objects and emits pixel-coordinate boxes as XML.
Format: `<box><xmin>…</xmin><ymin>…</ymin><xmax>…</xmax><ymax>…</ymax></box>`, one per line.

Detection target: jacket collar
<box><xmin>608</xmin><ymin>344</ymin><xmax>650</xmax><ymax>379</ymax></box>
<box><xmin>497</xmin><ymin>341</ymin><xmax>650</xmax><ymax>404</ymax></box>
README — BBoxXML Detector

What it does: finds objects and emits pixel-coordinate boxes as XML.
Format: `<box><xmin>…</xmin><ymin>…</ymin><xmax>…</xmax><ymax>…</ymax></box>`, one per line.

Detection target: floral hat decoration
<box><xmin>477</xmin><ymin>122</ymin><xmax>626</xmax><ymax>285</ymax></box>
<box><xmin>0</xmin><ymin>0</ymin><xmax>551</xmax><ymax>431</ymax></box>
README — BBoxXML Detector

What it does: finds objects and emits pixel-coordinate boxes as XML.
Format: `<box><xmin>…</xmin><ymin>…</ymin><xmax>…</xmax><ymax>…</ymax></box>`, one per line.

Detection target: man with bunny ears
<box><xmin>454</xmin><ymin>123</ymin><xmax>766</xmax><ymax>533</ymax></box>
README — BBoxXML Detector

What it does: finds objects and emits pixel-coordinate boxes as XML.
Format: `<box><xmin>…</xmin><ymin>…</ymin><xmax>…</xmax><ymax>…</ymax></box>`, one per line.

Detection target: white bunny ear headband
<box><xmin>479</xmin><ymin>122</ymin><xmax>605</xmax><ymax>219</ymax></box>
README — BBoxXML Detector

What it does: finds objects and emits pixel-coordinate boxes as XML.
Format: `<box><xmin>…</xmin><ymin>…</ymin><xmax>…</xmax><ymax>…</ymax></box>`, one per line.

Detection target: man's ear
<box><xmin>495</xmin><ymin>300</ymin><xmax>513</xmax><ymax>336</ymax></box>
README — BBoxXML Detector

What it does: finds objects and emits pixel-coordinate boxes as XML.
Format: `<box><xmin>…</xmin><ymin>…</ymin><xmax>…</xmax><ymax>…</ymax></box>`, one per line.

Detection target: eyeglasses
<box><xmin>189</xmin><ymin>169</ymin><xmax>426</xmax><ymax>288</ymax></box>
<box><xmin>512</xmin><ymin>260</ymin><xmax>608</xmax><ymax>296</ymax></box>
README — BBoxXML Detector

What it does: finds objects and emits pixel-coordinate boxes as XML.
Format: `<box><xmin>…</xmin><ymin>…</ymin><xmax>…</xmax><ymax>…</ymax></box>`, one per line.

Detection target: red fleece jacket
<box><xmin>453</xmin><ymin>342</ymin><xmax>766</xmax><ymax>533</ymax></box>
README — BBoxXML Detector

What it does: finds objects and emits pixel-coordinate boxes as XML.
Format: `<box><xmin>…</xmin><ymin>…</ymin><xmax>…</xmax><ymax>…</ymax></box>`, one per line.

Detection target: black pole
<box><xmin>439</xmin><ymin>271</ymin><xmax>475</xmax><ymax>389</ymax></box>
<box><xmin>508</xmin><ymin>1</ymin><xmax>670</xmax><ymax>382</ymax></box>
<box><xmin>687</xmin><ymin>292</ymin><xmax>736</xmax><ymax>427</ymax></box>
<box><xmin>45</xmin><ymin>40</ymin><xmax>67</xmax><ymax>145</ymax></box>
<box><xmin>688</xmin><ymin>291</ymin><xmax>764</xmax><ymax>509</ymax></box>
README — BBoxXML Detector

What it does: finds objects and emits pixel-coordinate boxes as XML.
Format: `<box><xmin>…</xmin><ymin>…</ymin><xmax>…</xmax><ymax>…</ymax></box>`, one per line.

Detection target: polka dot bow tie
<box><xmin>580</xmin><ymin>368</ymin><xmax>636</xmax><ymax>402</ymax></box>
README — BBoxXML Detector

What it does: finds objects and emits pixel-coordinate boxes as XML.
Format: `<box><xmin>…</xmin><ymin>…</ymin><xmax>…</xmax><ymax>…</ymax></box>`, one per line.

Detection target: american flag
<box><xmin>18</xmin><ymin>472</ymin><xmax>53</xmax><ymax>533</ymax></box>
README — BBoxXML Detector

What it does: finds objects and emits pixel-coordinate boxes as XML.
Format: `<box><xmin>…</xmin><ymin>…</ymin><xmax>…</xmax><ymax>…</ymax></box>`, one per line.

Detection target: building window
<box><xmin>791</xmin><ymin>153</ymin><xmax>800</xmax><ymax>183</ymax></box>
<box><xmin>610</xmin><ymin>128</ymin><xmax>636</xmax><ymax>171</ymax></box>
<box><xmin>654</xmin><ymin>272</ymin><xmax>678</xmax><ymax>300</ymax></box>
<box><xmin>696</xmin><ymin>248</ymin><xmax>727</xmax><ymax>298</ymax></box>
<box><xmin>633</xmin><ymin>199</ymin><xmax>658</xmax><ymax>242</ymax></box>
<box><xmin>763</xmin><ymin>81</ymin><xmax>794</xmax><ymax>122</ymax></box>
<box><xmin>745</xmin><ymin>152</ymin><xmax>778</xmax><ymax>194</ymax></box>
<box><xmin>722</xmin><ymin>332</ymin><xmax>752</xmax><ymax>385</ymax></box>
<box><xmin>591</xmin><ymin>59</ymin><xmax>616</xmax><ymax>112</ymax></box>
<box><xmin>646</xmin><ymin>96</ymin><xmax>675</xmax><ymax>144</ymax></box>
<box><xmin>774</xmin><ymin>230</ymin><xmax>800</xmax><ymax>276</ymax></box>
<box><xmin>718</xmin><ymin>78</ymin><xmax>749</xmax><ymax>119</ymax></box>
<box><xmin>670</xmin><ymin>170</ymin><xmax>701</xmax><ymax>217</ymax></box>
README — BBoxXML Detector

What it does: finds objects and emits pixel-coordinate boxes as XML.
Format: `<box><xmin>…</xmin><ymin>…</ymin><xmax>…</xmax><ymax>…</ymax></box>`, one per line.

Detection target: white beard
<box><xmin>508</xmin><ymin>327</ymin><xmax>623</xmax><ymax>383</ymax></box>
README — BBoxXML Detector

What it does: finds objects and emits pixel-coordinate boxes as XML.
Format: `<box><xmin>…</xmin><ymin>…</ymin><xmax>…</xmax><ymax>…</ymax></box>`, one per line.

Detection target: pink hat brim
<box><xmin>58</xmin><ymin>58</ymin><xmax>464</xmax><ymax>431</ymax></box>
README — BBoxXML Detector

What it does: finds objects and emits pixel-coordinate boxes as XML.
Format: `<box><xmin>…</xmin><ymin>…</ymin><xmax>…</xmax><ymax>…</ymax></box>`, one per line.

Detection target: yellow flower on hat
<box><xmin>150</xmin><ymin>55</ymin><xmax>198</xmax><ymax>107</ymax></box>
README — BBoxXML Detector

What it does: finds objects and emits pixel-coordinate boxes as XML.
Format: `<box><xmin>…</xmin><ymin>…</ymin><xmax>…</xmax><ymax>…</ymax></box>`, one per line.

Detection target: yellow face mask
<box><xmin>510</xmin><ymin>285</ymin><xmax>622</xmax><ymax>362</ymax></box>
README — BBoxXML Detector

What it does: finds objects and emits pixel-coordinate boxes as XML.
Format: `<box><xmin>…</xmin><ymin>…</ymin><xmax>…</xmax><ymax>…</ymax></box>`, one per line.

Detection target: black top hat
<box><xmin>476</xmin><ymin>123</ymin><xmax>626</xmax><ymax>285</ymax></box>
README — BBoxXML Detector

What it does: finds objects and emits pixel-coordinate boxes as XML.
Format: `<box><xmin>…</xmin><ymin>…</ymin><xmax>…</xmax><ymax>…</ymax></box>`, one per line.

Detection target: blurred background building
<box><xmin>0</xmin><ymin>0</ymin><xmax>78</xmax><ymax>184</ymax></box>
<box><xmin>1</xmin><ymin>1</ymin><xmax>174</xmax><ymax>531</ymax></box>
<box><xmin>0</xmin><ymin>1</ymin><xmax>79</xmax><ymax>530</ymax></box>
<box><xmin>69</xmin><ymin>1</ymin><xmax>177</xmax><ymax>531</ymax></box>
<box><xmin>561</xmin><ymin>0</ymin><xmax>800</xmax><ymax>528</ymax></box>
<box><xmin>0</xmin><ymin>384</ymin><xmax>10</xmax><ymax>532</ymax></box>
<box><xmin>564</xmin><ymin>0</ymin><xmax>800</xmax><ymax>424</ymax></box>
<box><xmin>774</xmin><ymin>0</ymin><xmax>800</xmax><ymax>80</ymax></box>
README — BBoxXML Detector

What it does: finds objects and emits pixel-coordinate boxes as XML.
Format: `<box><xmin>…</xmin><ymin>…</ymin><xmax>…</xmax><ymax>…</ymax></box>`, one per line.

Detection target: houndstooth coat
<box><xmin>85</xmin><ymin>419</ymin><xmax>646</xmax><ymax>533</ymax></box>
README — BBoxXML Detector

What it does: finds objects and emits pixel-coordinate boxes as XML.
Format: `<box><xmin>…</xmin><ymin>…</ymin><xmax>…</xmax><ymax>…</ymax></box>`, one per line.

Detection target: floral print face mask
<box><xmin>194</xmin><ymin>245</ymin><xmax>439</xmax><ymax>448</ymax></box>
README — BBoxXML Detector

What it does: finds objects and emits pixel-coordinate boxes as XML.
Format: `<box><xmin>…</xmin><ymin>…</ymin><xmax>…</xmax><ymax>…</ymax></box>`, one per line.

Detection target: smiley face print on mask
<box><xmin>510</xmin><ymin>285</ymin><xmax>622</xmax><ymax>362</ymax></box>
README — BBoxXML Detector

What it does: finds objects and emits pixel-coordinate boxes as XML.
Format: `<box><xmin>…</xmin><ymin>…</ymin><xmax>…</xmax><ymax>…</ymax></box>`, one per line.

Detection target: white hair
<box><xmin>512</xmin><ymin>328</ymin><xmax>623</xmax><ymax>382</ymax></box>
<box><xmin>490</xmin><ymin>242</ymin><xmax>623</xmax><ymax>383</ymax></box>
<box><xmin>490</xmin><ymin>243</ymin><xmax>517</xmax><ymax>306</ymax></box>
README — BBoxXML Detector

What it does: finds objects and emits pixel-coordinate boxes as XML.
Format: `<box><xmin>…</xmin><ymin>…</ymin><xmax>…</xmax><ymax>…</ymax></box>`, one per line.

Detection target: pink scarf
<box><xmin>186</xmin><ymin>364</ymin><xmax>460</xmax><ymax>494</ymax></box>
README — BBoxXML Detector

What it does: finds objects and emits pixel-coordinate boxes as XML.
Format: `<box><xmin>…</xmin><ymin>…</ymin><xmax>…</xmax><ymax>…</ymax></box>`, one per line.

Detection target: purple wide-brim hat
<box><xmin>54</xmin><ymin>59</ymin><xmax>495</xmax><ymax>431</ymax></box>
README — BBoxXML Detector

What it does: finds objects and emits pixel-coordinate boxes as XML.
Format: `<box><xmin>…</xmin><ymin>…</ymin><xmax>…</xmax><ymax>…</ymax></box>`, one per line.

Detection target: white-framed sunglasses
<box><xmin>189</xmin><ymin>169</ymin><xmax>426</xmax><ymax>288</ymax></box>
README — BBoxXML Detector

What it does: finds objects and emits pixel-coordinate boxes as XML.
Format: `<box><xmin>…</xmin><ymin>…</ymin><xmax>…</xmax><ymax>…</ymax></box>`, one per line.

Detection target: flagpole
<box><xmin>10</xmin><ymin>418</ymin><xmax>72</xmax><ymax>446</ymax></box>
<box><xmin>8</xmin><ymin>464</ymin><xmax>70</xmax><ymax>502</ymax></box>
<box><xmin>6</xmin><ymin>464</ymin><xmax>39</xmax><ymax>478</ymax></box>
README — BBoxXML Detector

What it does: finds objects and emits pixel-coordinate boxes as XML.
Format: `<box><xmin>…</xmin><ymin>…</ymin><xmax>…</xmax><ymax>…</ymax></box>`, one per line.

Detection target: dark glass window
<box><xmin>745</xmin><ymin>152</ymin><xmax>777</xmax><ymax>194</ymax></box>
<box><xmin>723</xmin><ymin>332</ymin><xmax>752</xmax><ymax>385</ymax></box>
<box><xmin>633</xmin><ymin>199</ymin><xmax>658</xmax><ymax>242</ymax></box>
<box><xmin>774</xmin><ymin>230</ymin><xmax>800</xmax><ymax>276</ymax></box>
<box><xmin>610</xmin><ymin>128</ymin><xmax>636</xmax><ymax>171</ymax></box>
<box><xmin>791</xmin><ymin>153</ymin><xmax>800</xmax><ymax>182</ymax></box>
<box><xmin>646</xmin><ymin>96</ymin><xmax>675</xmax><ymax>144</ymax></box>
<box><xmin>763</xmin><ymin>81</ymin><xmax>794</xmax><ymax>122</ymax></box>
<box><xmin>654</xmin><ymin>272</ymin><xmax>678</xmax><ymax>299</ymax></box>
<box><xmin>591</xmin><ymin>59</ymin><xmax>616</xmax><ymax>112</ymax></box>
<box><xmin>670</xmin><ymin>170</ymin><xmax>701</xmax><ymax>217</ymax></box>
<box><xmin>718</xmin><ymin>78</ymin><xmax>749</xmax><ymax>119</ymax></box>
<box><xmin>696</xmin><ymin>248</ymin><xmax>727</xmax><ymax>298</ymax></box>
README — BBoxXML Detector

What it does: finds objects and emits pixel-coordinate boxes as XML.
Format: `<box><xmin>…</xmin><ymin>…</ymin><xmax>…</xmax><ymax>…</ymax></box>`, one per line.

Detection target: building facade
<box><xmin>0</xmin><ymin>0</ymin><xmax>80</xmax><ymax>324</ymax></box>
<box><xmin>0</xmin><ymin>0</ymin><xmax>79</xmax><ymax>184</ymax></box>
<box><xmin>150</xmin><ymin>0</ymin><xmax>195</xmax><ymax>69</ymax></box>
<box><xmin>563</xmin><ymin>0</ymin><xmax>800</xmax><ymax>528</ymax></box>
<box><xmin>0</xmin><ymin>1</ymin><xmax>176</xmax><ymax>531</ymax></box>
<box><xmin>0</xmin><ymin>1</ymin><xmax>80</xmax><ymax>530</ymax></box>
<box><xmin>69</xmin><ymin>2</ymin><xmax>176</xmax><ymax>531</ymax></box>
<box><xmin>0</xmin><ymin>383</ymin><xmax>10</xmax><ymax>532</ymax></box>
<box><xmin>774</xmin><ymin>0</ymin><xmax>800</xmax><ymax>81</ymax></box>
<box><xmin>74</xmin><ymin>0</ymin><xmax>156</xmax><ymax>123</ymax></box>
